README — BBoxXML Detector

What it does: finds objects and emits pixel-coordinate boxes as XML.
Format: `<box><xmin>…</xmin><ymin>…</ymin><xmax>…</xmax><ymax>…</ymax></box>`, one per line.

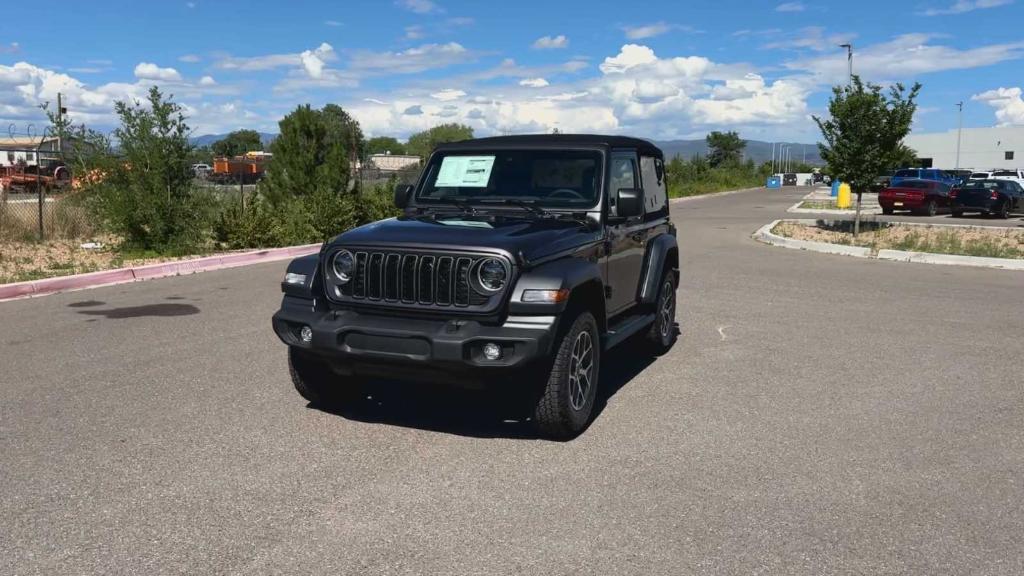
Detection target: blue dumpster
<box><xmin>830</xmin><ymin>180</ymin><xmax>840</xmax><ymax>197</ymax></box>
<box><xmin>766</xmin><ymin>176</ymin><xmax>781</xmax><ymax>189</ymax></box>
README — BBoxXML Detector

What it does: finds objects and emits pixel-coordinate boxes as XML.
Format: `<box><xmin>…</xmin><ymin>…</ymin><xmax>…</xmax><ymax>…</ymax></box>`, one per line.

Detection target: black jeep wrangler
<box><xmin>272</xmin><ymin>135</ymin><xmax>678</xmax><ymax>438</ymax></box>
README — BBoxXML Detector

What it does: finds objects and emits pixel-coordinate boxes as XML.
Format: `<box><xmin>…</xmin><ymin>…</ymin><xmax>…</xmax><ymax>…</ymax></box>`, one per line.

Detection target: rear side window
<box><xmin>895</xmin><ymin>169</ymin><xmax>918</xmax><ymax>177</ymax></box>
<box><xmin>970</xmin><ymin>173</ymin><xmax>989</xmax><ymax>179</ymax></box>
<box><xmin>993</xmin><ymin>170</ymin><xmax>1018</xmax><ymax>177</ymax></box>
<box><xmin>639</xmin><ymin>155</ymin><xmax>668</xmax><ymax>218</ymax></box>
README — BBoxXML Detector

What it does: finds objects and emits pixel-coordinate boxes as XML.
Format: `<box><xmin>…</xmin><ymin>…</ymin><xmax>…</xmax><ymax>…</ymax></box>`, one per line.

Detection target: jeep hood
<box><xmin>331</xmin><ymin>215</ymin><xmax>601</xmax><ymax>262</ymax></box>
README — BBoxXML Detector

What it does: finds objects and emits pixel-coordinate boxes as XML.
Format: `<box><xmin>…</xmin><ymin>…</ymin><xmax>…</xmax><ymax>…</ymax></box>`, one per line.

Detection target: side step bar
<box><xmin>602</xmin><ymin>312</ymin><xmax>656</xmax><ymax>350</ymax></box>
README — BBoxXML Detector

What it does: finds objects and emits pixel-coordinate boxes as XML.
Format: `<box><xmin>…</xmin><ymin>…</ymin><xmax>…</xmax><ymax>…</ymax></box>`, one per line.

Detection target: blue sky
<box><xmin>2</xmin><ymin>0</ymin><xmax>1023</xmax><ymax>143</ymax></box>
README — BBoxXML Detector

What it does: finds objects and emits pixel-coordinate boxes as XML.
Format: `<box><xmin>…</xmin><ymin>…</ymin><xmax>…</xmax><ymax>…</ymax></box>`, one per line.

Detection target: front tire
<box><xmin>533</xmin><ymin>312</ymin><xmax>600</xmax><ymax>439</ymax></box>
<box><xmin>646</xmin><ymin>273</ymin><xmax>678</xmax><ymax>354</ymax></box>
<box><xmin>289</xmin><ymin>347</ymin><xmax>359</xmax><ymax>407</ymax></box>
<box><xmin>951</xmin><ymin>210</ymin><xmax>963</xmax><ymax>218</ymax></box>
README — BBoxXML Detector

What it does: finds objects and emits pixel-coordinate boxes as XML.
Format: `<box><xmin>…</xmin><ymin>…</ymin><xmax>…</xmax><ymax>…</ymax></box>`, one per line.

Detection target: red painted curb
<box><xmin>0</xmin><ymin>243</ymin><xmax>321</xmax><ymax>302</ymax></box>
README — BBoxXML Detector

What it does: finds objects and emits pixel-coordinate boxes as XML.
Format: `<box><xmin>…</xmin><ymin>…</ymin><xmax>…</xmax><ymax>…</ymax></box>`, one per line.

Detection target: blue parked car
<box><xmin>890</xmin><ymin>168</ymin><xmax>958</xmax><ymax>187</ymax></box>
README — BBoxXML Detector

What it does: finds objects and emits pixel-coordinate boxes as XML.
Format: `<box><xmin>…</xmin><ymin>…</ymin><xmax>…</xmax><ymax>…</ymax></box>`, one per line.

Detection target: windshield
<box><xmin>417</xmin><ymin>149</ymin><xmax>603</xmax><ymax>208</ymax></box>
<box><xmin>961</xmin><ymin>181</ymin><xmax>999</xmax><ymax>189</ymax></box>
<box><xmin>894</xmin><ymin>169</ymin><xmax>919</xmax><ymax>177</ymax></box>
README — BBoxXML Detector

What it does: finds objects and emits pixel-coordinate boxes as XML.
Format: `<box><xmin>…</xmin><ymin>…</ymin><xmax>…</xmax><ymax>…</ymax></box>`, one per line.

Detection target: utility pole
<box><xmin>955</xmin><ymin>101</ymin><xmax>963</xmax><ymax>171</ymax></box>
<box><xmin>839</xmin><ymin>43</ymin><xmax>853</xmax><ymax>85</ymax></box>
<box><xmin>771</xmin><ymin>141</ymin><xmax>776</xmax><ymax>174</ymax></box>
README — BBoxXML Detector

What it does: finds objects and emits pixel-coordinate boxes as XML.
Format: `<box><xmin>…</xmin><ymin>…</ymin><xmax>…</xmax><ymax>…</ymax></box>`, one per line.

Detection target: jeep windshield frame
<box><xmin>414</xmin><ymin>148</ymin><xmax>605</xmax><ymax>211</ymax></box>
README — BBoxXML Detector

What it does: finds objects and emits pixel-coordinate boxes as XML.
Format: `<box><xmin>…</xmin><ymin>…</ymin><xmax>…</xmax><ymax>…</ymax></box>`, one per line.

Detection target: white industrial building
<box><xmin>905</xmin><ymin>125</ymin><xmax>1024</xmax><ymax>171</ymax></box>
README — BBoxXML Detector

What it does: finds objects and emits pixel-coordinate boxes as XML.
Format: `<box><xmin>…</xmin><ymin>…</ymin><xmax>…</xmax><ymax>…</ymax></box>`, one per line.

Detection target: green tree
<box><xmin>321</xmin><ymin>104</ymin><xmax>365</xmax><ymax>160</ymax></box>
<box><xmin>261</xmin><ymin>104</ymin><xmax>356</xmax><ymax>239</ymax></box>
<box><xmin>406</xmin><ymin>123</ymin><xmax>474</xmax><ymax>159</ymax></box>
<box><xmin>815</xmin><ymin>76</ymin><xmax>921</xmax><ymax>235</ymax></box>
<box><xmin>87</xmin><ymin>87</ymin><xmax>206</xmax><ymax>251</ymax></box>
<box><xmin>366</xmin><ymin>136</ymin><xmax>406</xmax><ymax>156</ymax></box>
<box><xmin>211</xmin><ymin>129</ymin><xmax>263</xmax><ymax>157</ymax></box>
<box><xmin>705</xmin><ymin>131</ymin><xmax>745</xmax><ymax>167</ymax></box>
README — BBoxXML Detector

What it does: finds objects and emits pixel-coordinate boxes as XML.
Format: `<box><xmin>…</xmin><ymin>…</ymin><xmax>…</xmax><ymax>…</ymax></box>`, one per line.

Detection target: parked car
<box><xmin>950</xmin><ymin>179</ymin><xmax>1024</xmax><ymax>218</ymax></box>
<box><xmin>191</xmin><ymin>163</ymin><xmax>212</xmax><ymax>177</ymax></box>
<box><xmin>871</xmin><ymin>171</ymin><xmax>894</xmax><ymax>192</ymax></box>
<box><xmin>271</xmin><ymin>135</ymin><xmax>679</xmax><ymax>438</ymax></box>
<box><xmin>948</xmin><ymin>169</ymin><xmax>973</xmax><ymax>186</ymax></box>
<box><xmin>879</xmin><ymin>179</ymin><xmax>952</xmax><ymax>216</ymax></box>
<box><xmin>990</xmin><ymin>169</ymin><xmax>1024</xmax><ymax>186</ymax></box>
<box><xmin>890</xmin><ymin>168</ymin><xmax>958</xmax><ymax>187</ymax></box>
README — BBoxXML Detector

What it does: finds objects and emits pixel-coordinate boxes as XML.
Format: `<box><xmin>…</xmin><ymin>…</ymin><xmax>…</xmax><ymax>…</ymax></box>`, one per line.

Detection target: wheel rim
<box><xmin>567</xmin><ymin>330</ymin><xmax>594</xmax><ymax>411</ymax></box>
<box><xmin>659</xmin><ymin>280</ymin><xmax>675</xmax><ymax>339</ymax></box>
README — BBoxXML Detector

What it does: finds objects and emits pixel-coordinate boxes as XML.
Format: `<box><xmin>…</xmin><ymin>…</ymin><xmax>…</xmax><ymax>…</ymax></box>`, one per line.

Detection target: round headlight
<box><xmin>332</xmin><ymin>250</ymin><xmax>355</xmax><ymax>282</ymax></box>
<box><xmin>476</xmin><ymin>258</ymin><xmax>507</xmax><ymax>292</ymax></box>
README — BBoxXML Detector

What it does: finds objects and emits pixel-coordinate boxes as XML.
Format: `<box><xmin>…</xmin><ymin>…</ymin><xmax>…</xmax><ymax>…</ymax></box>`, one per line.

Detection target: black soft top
<box><xmin>435</xmin><ymin>134</ymin><xmax>663</xmax><ymax>158</ymax></box>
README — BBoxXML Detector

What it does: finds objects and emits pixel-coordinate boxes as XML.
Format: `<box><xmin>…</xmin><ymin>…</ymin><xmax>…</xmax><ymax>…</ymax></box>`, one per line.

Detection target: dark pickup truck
<box><xmin>272</xmin><ymin>135</ymin><xmax>679</xmax><ymax>438</ymax></box>
<box><xmin>951</xmin><ymin>179</ymin><xmax>1024</xmax><ymax>218</ymax></box>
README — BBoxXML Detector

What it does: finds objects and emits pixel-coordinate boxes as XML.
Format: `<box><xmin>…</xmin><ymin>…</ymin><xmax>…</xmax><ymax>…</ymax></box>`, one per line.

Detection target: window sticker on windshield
<box><xmin>435</xmin><ymin>156</ymin><xmax>495</xmax><ymax>187</ymax></box>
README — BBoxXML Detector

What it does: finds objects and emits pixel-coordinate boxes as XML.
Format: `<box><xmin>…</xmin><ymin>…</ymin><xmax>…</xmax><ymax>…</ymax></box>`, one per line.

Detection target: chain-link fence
<box><xmin>356</xmin><ymin>166</ymin><xmax>422</xmax><ymax>190</ymax></box>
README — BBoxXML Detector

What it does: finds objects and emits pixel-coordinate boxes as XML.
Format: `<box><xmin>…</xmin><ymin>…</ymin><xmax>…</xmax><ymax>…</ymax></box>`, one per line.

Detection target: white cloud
<box><xmin>216</xmin><ymin>43</ymin><xmax>336</xmax><ymax>79</ymax></box>
<box><xmin>600</xmin><ymin>44</ymin><xmax>660</xmax><ymax>74</ymax></box>
<box><xmin>396</xmin><ymin>0</ymin><xmax>440</xmax><ymax>13</ymax></box>
<box><xmin>623</xmin><ymin>22</ymin><xmax>672</xmax><ymax>40</ymax></box>
<box><xmin>199</xmin><ymin>75</ymin><xmax>217</xmax><ymax>86</ymax></box>
<box><xmin>519</xmin><ymin>77</ymin><xmax>550</xmax><ymax>88</ymax></box>
<box><xmin>972</xmin><ymin>86</ymin><xmax>1024</xmax><ymax>125</ymax></box>
<box><xmin>532</xmin><ymin>35</ymin><xmax>569</xmax><ymax>50</ymax></box>
<box><xmin>133</xmin><ymin>62</ymin><xmax>182</xmax><ymax>82</ymax></box>
<box><xmin>405</xmin><ymin>25</ymin><xmax>425</xmax><ymax>40</ymax></box>
<box><xmin>178</xmin><ymin>54</ymin><xmax>201</xmax><ymax>63</ymax></box>
<box><xmin>922</xmin><ymin>0</ymin><xmax>1012</xmax><ymax>16</ymax></box>
<box><xmin>431</xmin><ymin>88</ymin><xmax>466</xmax><ymax>101</ymax></box>
<box><xmin>785</xmin><ymin>34</ymin><xmax>1024</xmax><ymax>84</ymax></box>
<box><xmin>764</xmin><ymin>27</ymin><xmax>856</xmax><ymax>52</ymax></box>
<box><xmin>775</xmin><ymin>2</ymin><xmax>805</xmax><ymax>11</ymax></box>
<box><xmin>350</xmin><ymin>42</ymin><xmax>469</xmax><ymax>74</ymax></box>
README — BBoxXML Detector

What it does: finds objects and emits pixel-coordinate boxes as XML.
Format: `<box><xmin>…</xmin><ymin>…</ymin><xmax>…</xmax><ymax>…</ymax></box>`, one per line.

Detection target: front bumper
<box><xmin>272</xmin><ymin>296</ymin><xmax>557</xmax><ymax>380</ymax></box>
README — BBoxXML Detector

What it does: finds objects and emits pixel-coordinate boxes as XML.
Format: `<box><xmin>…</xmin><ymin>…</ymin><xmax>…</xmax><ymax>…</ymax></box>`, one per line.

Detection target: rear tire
<box><xmin>533</xmin><ymin>312</ymin><xmax>600</xmax><ymax>439</ymax></box>
<box><xmin>881</xmin><ymin>207</ymin><xmax>894</xmax><ymax>215</ymax></box>
<box><xmin>951</xmin><ymin>210</ymin><xmax>963</xmax><ymax>218</ymax></box>
<box><xmin>998</xmin><ymin>202</ymin><xmax>1010</xmax><ymax>219</ymax></box>
<box><xmin>289</xmin><ymin>347</ymin><xmax>360</xmax><ymax>407</ymax></box>
<box><xmin>924</xmin><ymin>200</ymin><xmax>937</xmax><ymax>217</ymax></box>
<box><xmin>646</xmin><ymin>273</ymin><xmax>677</xmax><ymax>354</ymax></box>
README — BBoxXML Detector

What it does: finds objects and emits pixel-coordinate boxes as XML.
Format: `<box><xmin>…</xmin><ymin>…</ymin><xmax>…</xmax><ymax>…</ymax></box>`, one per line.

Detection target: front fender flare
<box><xmin>508</xmin><ymin>257</ymin><xmax>603</xmax><ymax>316</ymax></box>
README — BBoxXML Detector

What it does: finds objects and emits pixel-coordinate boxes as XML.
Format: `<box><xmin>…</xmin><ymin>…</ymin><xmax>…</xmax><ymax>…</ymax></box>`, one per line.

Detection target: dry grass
<box><xmin>773</xmin><ymin>220</ymin><xmax>1024</xmax><ymax>259</ymax></box>
<box><xmin>0</xmin><ymin>236</ymin><xmax>230</xmax><ymax>284</ymax></box>
<box><xmin>0</xmin><ymin>195</ymin><xmax>94</xmax><ymax>242</ymax></box>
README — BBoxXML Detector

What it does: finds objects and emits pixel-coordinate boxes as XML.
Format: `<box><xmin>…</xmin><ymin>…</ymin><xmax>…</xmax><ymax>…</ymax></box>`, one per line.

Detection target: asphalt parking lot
<box><xmin>2</xmin><ymin>186</ymin><xmax>1023</xmax><ymax>575</ymax></box>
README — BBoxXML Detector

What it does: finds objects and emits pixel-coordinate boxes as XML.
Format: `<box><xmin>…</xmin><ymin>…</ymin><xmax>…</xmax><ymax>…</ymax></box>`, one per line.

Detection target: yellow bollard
<box><xmin>837</xmin><ymin>183</ymin><xmax>852</xmax><ymax>209</ymax></box>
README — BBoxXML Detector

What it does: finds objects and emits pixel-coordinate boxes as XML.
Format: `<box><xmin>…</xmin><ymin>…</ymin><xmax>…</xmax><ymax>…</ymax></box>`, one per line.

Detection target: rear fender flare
<box><xmin>639</xmin><ymin>234</ymin><xmax>678</xmax><ymax>305</ymax></box>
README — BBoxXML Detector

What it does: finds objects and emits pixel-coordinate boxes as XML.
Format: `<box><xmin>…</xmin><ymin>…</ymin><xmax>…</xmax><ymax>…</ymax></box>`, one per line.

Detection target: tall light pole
<box><xmin>955</xmin><ymin>101</ymin><xmax>963</xmax><ymax>171</ymax></box>
<box><xmin>771</xmin><ymin>141</ymin><xmax>776</xmax><ymax>175</ymax></box>
<box><xmin>839</xmin><ymin>43</ymin><xmax>853</xmax><ymax>85</ymax></box>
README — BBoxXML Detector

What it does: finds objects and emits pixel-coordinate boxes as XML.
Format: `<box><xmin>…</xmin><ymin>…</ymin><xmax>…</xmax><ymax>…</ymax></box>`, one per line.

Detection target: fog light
<box><xmin>300</xmin><ymin>325</ymin><xmax>313</xmax><ymax>343</ymax></box>
<box><xmin>482</xmin><ymin>342</ymin><xmax>502</xmax><ymax>361</ymax></box>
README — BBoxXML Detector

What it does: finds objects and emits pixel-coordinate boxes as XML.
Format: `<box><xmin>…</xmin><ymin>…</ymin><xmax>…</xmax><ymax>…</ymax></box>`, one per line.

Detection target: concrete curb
<box><xmin>753</xmin><ymin>220</ymin><xmax>872</xmax><ymax>257</ymax></box>
<box><xmin>670</xmin><ymin>186</ymin><xmax>765</xmax><ymax>204</ymax></box>
<box><xmin>0</xmin><ymin>243</ymin><xmax>321</xmax><ymax>302</ymax></box>
<box><xmin>877</xmin><ymin>249</ymin><xmax>1024</xmax><ymax>270</ymax></box>
<box><xmin>754</xmin><ymin>219</ymin><xmax>1024</xmax><ymax>271</ymax></box>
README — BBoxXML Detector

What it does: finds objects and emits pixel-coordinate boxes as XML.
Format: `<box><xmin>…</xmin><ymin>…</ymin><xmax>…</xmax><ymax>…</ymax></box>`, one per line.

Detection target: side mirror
<box><xmin>393</xmin><ymin>184</ymin><xmax>413</xmax><ymax>209</ymax></box>
<box><xmin>616</xmin><ymin>188</ymin><xmax>644</xmax><ymax>218</ymax></box>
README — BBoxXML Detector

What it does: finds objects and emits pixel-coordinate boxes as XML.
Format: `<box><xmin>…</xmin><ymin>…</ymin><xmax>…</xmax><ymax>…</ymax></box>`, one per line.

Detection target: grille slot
<box><xmin>336</xmin><ymin>250</ymin><xmax>505</xmax><ymax>309</ymax></box>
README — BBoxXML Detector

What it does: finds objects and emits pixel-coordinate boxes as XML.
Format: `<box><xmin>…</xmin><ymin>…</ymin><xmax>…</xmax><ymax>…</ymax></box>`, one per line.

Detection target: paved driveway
<box><xmin>3</xmin><ymin>187</ymin><xmax>1022</xmax><ymax>574</ymax></box>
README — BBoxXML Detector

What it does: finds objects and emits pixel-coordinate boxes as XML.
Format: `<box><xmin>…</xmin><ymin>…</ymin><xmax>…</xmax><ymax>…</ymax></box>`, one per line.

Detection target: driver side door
<box><xmin>604</xmin><ymin>150</ymin><xmax>647</xmax><ymax>316</ymax></box>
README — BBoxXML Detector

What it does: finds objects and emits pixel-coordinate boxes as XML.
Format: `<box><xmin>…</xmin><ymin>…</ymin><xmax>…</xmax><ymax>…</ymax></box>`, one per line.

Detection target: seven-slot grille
<box><xmin>339</xmin><ymin>250</ymin><xmax>499</xmax><ymax>308</ymax></box>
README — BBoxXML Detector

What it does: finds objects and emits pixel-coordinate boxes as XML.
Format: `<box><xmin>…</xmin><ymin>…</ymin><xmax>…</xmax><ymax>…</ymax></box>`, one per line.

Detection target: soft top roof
<box><xmin>434</xmin><ymin>134</ymin><xmax>663</xmax><ymax>157</ymax></box>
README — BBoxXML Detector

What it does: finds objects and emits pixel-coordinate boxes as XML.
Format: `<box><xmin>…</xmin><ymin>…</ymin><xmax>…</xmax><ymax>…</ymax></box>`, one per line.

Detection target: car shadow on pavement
<box><xmin>75</xmin><ymin>303</ymin><xmax>200</xmax><ymax>319</ymax></box>
<box><xmin>312</xmin><ymin>333</ymin><xmax>666</xmax><ymax>441</ymax></box>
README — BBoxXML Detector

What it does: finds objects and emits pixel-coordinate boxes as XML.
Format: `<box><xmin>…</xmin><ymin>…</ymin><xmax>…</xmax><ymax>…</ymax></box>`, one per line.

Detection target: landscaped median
<box><xmin>0</xmin><ymin>243</ymin><xmax>321</xmax><ymax>301</ymax></box>
<box><xmin>754</xmin><ymin>218</ymin><xmax>1024</xmax><ymax>271</ymax></box>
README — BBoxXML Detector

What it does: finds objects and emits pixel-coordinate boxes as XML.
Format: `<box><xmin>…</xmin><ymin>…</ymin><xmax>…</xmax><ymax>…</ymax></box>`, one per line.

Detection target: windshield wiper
<box><xmin>475</xmin><ymin>197</ymin><xmax>547</xmax><ymax>216</ymax></box>
<box><xmin>420</xmin><ymin>197</ymin><xmax>477</xmax><ymax>215</ymax></box>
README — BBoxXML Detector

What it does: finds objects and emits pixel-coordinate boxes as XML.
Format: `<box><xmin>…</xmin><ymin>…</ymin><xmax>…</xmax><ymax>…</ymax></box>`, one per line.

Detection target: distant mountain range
<box><xmin>189</xmin><ymin>132</ymin><xmax>822</xmax><ymax>165</ymax></box>
<box><xmin>190</xmin><ymin>132</ymin><xmax>277</xmax><ymax>148</ymax></box>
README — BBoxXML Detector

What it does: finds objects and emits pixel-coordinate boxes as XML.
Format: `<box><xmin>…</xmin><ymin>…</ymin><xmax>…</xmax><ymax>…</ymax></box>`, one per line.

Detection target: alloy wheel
<box><xmin>567</xmin><ymin>331</ymin><xmax>594</xmax><ymax>411</ymax></box>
